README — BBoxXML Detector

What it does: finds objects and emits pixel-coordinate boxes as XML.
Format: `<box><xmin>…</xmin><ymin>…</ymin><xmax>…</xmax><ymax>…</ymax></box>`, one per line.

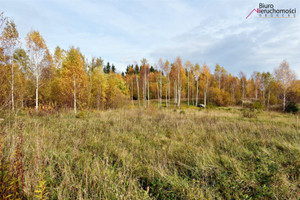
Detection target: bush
<box><xmin>76</xmin><ymin>111</ymin><xmax>86</xmax><ymax>119</ymax></box>
<box><xmin>0</xmin><ymin>130</ymin><xmax>24</xmax><ymax>199</ymax></box>
<box><xmin>251</xmin><ymin>102</ymin><xmax>265</xmax><ymax>111</ymax></box>
<box><xmin>242</xmin><ymin>108</ymin><xmax>257</xmax><ymax>118</ymax></box>
<box><xmin>285</xmin><ymin>102</ymin><xmax>299</xmax><ymax>114</ymax></box>
<box><xmin>209</xmin><ymin>88</ymin><xmax>230</xmax><ymax>106</ymax></box>
<box><xmin>179</xmin><ymin>110</ymin><xmax>185</xmax><ymax>115</ymax></box>
<box><xmin>206</xmin><ymin>102</ymin><xmax>217</xmax><ymax>109</ymax></box>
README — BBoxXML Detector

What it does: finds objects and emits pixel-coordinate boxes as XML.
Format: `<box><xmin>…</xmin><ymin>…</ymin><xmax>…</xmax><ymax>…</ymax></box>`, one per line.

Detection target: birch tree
<box><xmin>158</xmin><ymin>58</ymin><xmax>164</xmax><ymax>108</ymax></box>
<box><xmin>262</xmin><ymin>72</ymin><xmax>273</xmax><ymax>110</ymax></box>
<box><xmin>251</xmin><ymin>71</ymin><xmax>261</xmax><ymax>100</ymax></box>
<box><xmin>134</xmin><ymin>64</ymin><xmax>140</xmax><ymax>107</ymax></box>
<box><xmin>1</xmin><ymin>19</ymin><xmax>19</xmax><ymax>111</ymax></box>
<box><xmin>127</xmin><ymin>66</ymin><xmax>135</xmax><ymax>105</ymax></box>
<box><xmin>62</xmin><ymin>47</ymin><xmax>87</xmax><ymax>114</ymax></box>
<box><xmin>174</xmin><ymin>57</ymin><xmax>184</xmax><ymax>108</ymax></box>
<box><xmin>228</xmin><ymin>74</ymin><xmax>238</xmax><ymax>105</ymax></box>
<box><xmin>13</xmin><ymin>48</ymin><xmax>29</xmax><ymax>108</ymax></box>
<box><xmin>90</xmin><ymin>63</ymin><xmax>106</xmax><ymax>110</ymax></box>
<box><xmin>53</xmin><ymin>46</ymin><xmax>64</xmax><ymax>69</ymax></box>
<box><xmin>164</xmin><ymin>60</ymin><xmax>170</xmax><ymax>107</ymax></box>
<box><xmin>202</xmin><ymin>64</ymin><xmax>210</xmax><ymax>106</ymax></box>
<box><xmin>194</xmin><ymin>63</ymin><xmax>201</xmax><ymax>106</ymax></box>
<box><xmin>184</xmin><ymin>60</ymin><xmax>193</xmax><ymax>107</ymax></box>
<box><xmin>239</xmin><ymin>71</ymin><xmax>246</xmax><ymax>107</ymax></box>
<box><xmin>274</xmin><ymin>60</ymin><xmax>296</xmax><ymax>111</ymax></box>
<box><xmin>26</xmin><ymin>30</ymin><xmax>47</xmax><ymax>111</ymax></box>
<box><xmin>140</xmin><ymin>58</ymin><xmax>149</xmax><ymax>107</ymax></box>
<box><xmin>215</xmin><ymin>64</ymin><xmax>222</xmax><ymax>91</ymax></box>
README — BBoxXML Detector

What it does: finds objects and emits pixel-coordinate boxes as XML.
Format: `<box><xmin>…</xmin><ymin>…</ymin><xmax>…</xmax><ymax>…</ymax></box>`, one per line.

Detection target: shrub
<box><xmin>251</xmin><ymin>101</ymin><xmax>265</xmax><ymax>111</ymax></box>
<box><xmin>242</xmin><ymin>108</ymin><xmax>257</xmax><ymax>118</ymax></box>
<box><xmin>209</xmin><ymin>88</ymin><xmax>230</xmax><ymax>106</ymax></box>
<box><xmin>285</xmin><ymin>102</ymin><xmax>299</xmax><ymax>114</ymax></box>
<box><xmin>76</xmin><ymin>111</ymin><xmax>86</xmax><ymax>119</ymax></box>
<box><xmin>0</xmin><ymin>130</ymin><xmax>24</xmax><ymax>199</ymax></box>
<box><xmin>206</xmin><ymin>102</ymin><xmax>217</xmax><ymax>109</ymax></box>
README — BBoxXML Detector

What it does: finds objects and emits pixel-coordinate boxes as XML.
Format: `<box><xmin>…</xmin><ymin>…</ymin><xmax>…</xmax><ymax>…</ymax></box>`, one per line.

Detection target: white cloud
<box><xmin>0</xmin><ymin>0</ymin><xmax>299</xmax><ymax>77</ymax></box>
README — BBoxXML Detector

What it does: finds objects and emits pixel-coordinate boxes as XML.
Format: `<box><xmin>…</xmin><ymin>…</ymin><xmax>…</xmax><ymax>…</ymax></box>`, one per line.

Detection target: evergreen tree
<box><xmin>112</xmin><ymin>64</ymin><xmax>116</xmax><ymax>73</ymax></box>
<box><xmin>104</xmin><ymin>62</ymin><xmax>111</xmax><ymax>74</ymax></box>
<box><xmin>134</xmin><ymin>64</ymin><xmax>140</xmax><ymax>74</ymax></box>
<box><xmin>150</xmin><ymin>65</ymin><xmax>156</xmax><ymax>73</ymax></box>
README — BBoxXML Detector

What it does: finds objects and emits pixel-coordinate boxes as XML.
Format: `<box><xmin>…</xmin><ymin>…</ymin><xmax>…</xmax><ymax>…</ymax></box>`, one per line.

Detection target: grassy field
<box><xmin>0</xmin><ymin>106</ymin><xmax>299</xmax><ymax>199</ymax></box>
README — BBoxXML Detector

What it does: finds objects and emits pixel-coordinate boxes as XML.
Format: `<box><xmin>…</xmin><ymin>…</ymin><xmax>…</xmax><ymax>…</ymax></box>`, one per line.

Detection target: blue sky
<box><xmin>1</xmin><ymin>0</ymin><xmax>299</xmax><ymax>77</ymax></box>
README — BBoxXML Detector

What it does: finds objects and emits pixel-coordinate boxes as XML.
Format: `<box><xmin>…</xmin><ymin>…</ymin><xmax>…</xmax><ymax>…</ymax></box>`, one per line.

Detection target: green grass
<box><xmin>0</xmin><ymin>107</ymin><xmax>299</xmax><ymax>199</ymax></box>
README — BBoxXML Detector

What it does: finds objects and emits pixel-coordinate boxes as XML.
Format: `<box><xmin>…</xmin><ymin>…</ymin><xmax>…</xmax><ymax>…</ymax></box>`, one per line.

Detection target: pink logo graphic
<box><xmin>246</xmin><ymin>8</ymin><xmax>259</xmax><ymax>19</ymax></box>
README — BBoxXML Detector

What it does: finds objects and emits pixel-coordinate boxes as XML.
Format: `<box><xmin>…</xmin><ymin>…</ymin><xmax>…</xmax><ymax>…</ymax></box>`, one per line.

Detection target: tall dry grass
<box><xmin>0</xmin><ymin>107</ymin><xmax>299</xmax><ymax>199</ymax></box>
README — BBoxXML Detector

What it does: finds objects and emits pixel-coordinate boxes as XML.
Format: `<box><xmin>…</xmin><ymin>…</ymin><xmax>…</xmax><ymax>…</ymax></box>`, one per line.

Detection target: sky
<box><xmin>1</xmin><ymin>0</ymin><xmax>299</xmax><ymax>77</ymax></box>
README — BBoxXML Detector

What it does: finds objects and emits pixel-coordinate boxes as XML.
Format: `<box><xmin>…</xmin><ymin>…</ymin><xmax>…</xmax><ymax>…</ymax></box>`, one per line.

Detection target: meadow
<box><xmin>0</xmin><ymin>105</ymin><xmax>299</xmax><ymax>199</ymax></box>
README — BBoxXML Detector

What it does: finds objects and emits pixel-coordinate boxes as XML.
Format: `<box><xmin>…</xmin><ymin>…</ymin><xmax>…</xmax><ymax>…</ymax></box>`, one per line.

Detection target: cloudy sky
<box><xmin>1</xmin><ymin>0</ymin><xmax>299</xmax><ymax>77</ymax></box>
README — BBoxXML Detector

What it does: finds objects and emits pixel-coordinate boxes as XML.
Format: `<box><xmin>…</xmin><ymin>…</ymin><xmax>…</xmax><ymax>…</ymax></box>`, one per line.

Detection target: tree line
<box><xmin>0</xmin><ymin>12</ymin><xmax>299</xmax><ymax>113</ymax></box>
<box><xmin>124</xmin><ymin>58</ymin><xmax>298</xmax><ymax>111</ymax></box>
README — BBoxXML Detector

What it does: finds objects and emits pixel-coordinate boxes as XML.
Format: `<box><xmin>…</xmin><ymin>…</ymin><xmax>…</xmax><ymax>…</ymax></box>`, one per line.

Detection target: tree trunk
<box><xmin>177</xmin><ymin>84</ymin><xmax>181</xmax><ymax>108</ymax></box>
<box><xmin>147</xmin><ymin>77</ymin><xmax>150</xmax><ymax>107</ymax></box>
<box><xmin>255</xmin><ymin>85</ymin><xmax>257</xmax><ymax>99</ymax></box>
<box><xmin>144</xmin><ymin>75</ymin><xmax>147</xmax><ymax>107</ymax></box>
<box><xmin>97</xmin><ymin>86</ymin><xmax>101</xmax><ymax>110</ymax></box>
<box><xmin>196</xmin><ymin>79</ymin><xmax>199</xmax><ymax>106</ymax></box>
<box><xmin>187</xmin><ymin>72</ymin><xmax>189</xmax><ymax>107</ymax></box>
<box><xmin>174</xmin><ymin>82</ymin><xmax>177</xmax><ymax>104</ymax></box>
<box><xmin>218</xmin><ymin>75</ymin><xmax>221</xmax><ymax>91</ymax></box>
<box><xmin>168</xmin><ymin>76</ymin><xmax>170</xmax><ymax>107</ymax></box>
<box><xmin>192</xmin><ymin>83</ymin><xmax>194</xmax><ymax>105</ymax></box>
<box><xmin>156</xmin><ymin>80</ymin><xmax>159</xmax><ymax>99</ymax></box>
<box><xmin>204</xmin><ymin>80</ymin><xmax>208</xmax><ymax>106</ymax></box>
<box><xmin>283</xmin><ymin>90</ymin><xmax>286</xmax><ymax>111</ymax></box>
<box><xmin>131</xmin><ymin>78</ymin><xmax>133</xmax><ymax>105</ymax></box>
<box><xmin>160</xmin><ymin>72</ymin><xmax>162</xmax><ymax>107</ymax></box>
<box><xmin>35</xmin><ymin>69</ymin><xmax>39</xmax><ymax>112</ymax></box>
<box><xmin>165</xmin><ymin>76</ymin><xmax>168</xmax><ymax>107</ymax></box>
<box><xmin>97</xmin><ymin>91</ymin><xmax>100</xmax><ymax>110</ymax></box>
<box><xmin>204</xmin><ymin>90</ymin><xmax>207</xmax><ymax>106</ymax></box>
<box><xmin>177</xmin><ymin>65</ymin><xmax>180</xmax><ymax>108</ymax></box>
<box><xmin>231</xmin><ymin>86</ymin><xmax>235</xmax><ymax>105</ymax></box>
<box><xmin>267</xmin><ymin>89</ymin><xmax>270</xmax><ymax>111</ymax></box>
<box><xmin>74</xmin><ymin>78</ymin><xmax>77</xmax><ymax>115</ymax></box>
<box><xmin>11</xmin><ymin>61</ymin><xmax>14</xmax><ymax>111</ymax></box>
<box><xmin>157</xmin><ymin>81</ymin><xmax>159</xmax><ymax>108</ymax></box>
<box><xmin>263</xmin><ymin>89</ymin><xmax>265</xmax><ymax>106</ymax></box>
<box><xmin>242</xmin><ymin>83</ymin><xmax>245</xmax><ymax>108</ymax></box>
<box><xmin>136</xmin><ymin>76</ymin><xmax>140</xmax><ymax>107</ymax></box>
<box><xmin>165</xmin><ymin>86</ymin><xmax>167</xmax><ymax>107</ymax></box>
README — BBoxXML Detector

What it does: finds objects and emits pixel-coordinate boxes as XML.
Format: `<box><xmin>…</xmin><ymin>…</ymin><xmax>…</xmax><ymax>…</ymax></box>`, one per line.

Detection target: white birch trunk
<box><xmin>174</xmin><ymin>82</ymin><xmax>177</xmax><ymax>104</ymax></box>
<box><xmin>131</xmin><ymin>78</ymin><xmax>133</xmax><ymax>105</ymax></box>
<box><xmin>160</xmin><ymin>72</ymin><xmax>162</xmax><ymax>107</ymax></box>
<box><xmin>178</xmin><ymin>87</ymin><xmax>181</xmax><ymax>108</ymax></box>
<box><xmin>283</xmin><ymin>90</ymin><xmax>286</xmax><ymax>111</ymax></box>
<box><xmin>196</xmin><ymin>79</ymin><xmax>199</xmax><ymax>106</ymax></box>
<box><xmin>74</xmin><ymin>78</ymin><xmax>77</xmax><ymax>115</ymax></box>
<box><xmin>147</xmin><ymin>77</ymin><xmax>150</xmax><ymax>107</ymax></box>
<box><xmin>187</xmin><ymin>72</ymin><xmax>189</xmax><ymax>107</ymax></box>
<box><xmin>35</xmin><ymin>68</ymin><xmax>39</xmax><ymax>111</ymax></box>
<box><xmin>11</xmin><ymin>60</ymin><xmax>14</xmax><ymax>111</ymax></box>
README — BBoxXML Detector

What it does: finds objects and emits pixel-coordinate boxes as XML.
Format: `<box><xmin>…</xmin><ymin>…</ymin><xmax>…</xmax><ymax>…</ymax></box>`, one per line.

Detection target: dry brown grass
<box><xmin>0</xmin><ymin>107</ymin><xmax>299</xmax><ymax>199</ymax></box>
